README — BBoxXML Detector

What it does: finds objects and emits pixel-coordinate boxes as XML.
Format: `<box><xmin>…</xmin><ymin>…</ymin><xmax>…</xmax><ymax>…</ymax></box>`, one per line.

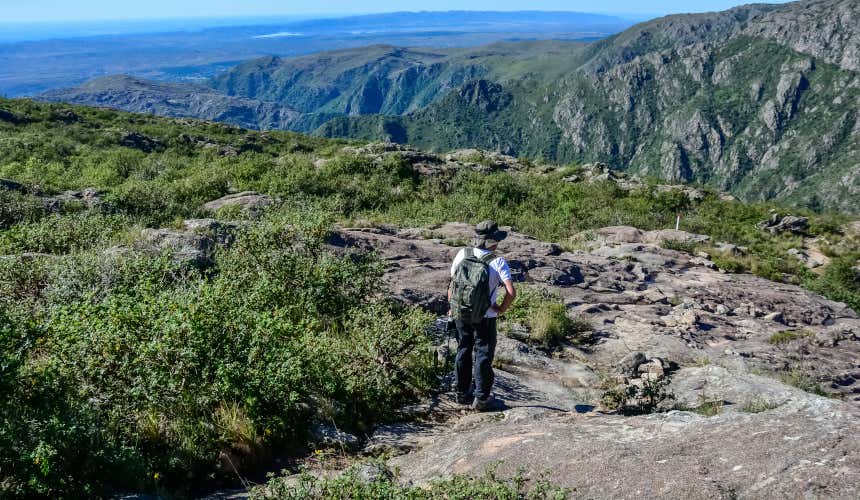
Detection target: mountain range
<box><xmin>1</xmin><ymin>11</ymin><xmax>631</xmax><ymax>96</ymax></box>
<box><xmin>41</xmin><ymin>0</ymin><xmax>860</xmax><ymax>212</ymax></box>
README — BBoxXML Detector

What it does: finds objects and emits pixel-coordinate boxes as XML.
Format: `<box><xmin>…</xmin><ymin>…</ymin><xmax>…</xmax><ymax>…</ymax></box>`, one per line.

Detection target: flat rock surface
<box><xmin>326</xmin><ymin>223</ymin><xmax>860</xmax><ymax>498</ymax></box>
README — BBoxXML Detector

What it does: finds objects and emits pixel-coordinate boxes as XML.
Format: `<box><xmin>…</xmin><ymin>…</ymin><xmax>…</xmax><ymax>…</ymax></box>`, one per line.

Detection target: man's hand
<box><xmin>494</xmin><ymin>280</ymin><xmax>516</xmax><ymax>315</ymax></box>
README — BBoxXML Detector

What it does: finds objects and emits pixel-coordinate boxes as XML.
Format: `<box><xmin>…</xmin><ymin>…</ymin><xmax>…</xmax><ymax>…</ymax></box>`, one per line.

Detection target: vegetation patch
<box><xmin>600</xmin><ymin>376</ymin><xmax>674</xmax><ymax>415</ymax></box>
<box><xmin>780</xmin><ymin>368</ymin><xmax>827</xmax><ymax>397</ymax></box>
<box><xmin>253</xmin><ymin>462</ymin><xmax>571</xmax><ymax>499</ymax></box>
<box><xmin>675</xmin><ymin>396</ymin><xmax>724</xmax><ymax>417</ymax></box>
<box><xmin>0</xmin><ymin>209</ymin><xmax>438</xmax><ymax>497</ymax></box>
<box><xmin>501</xmin><ymin>287</ymin><xmax>591</xmax><ymax>348</ymax></box>
<box><xmin>0</xmin><ymin>97</ymin><xmax>857</xmax><ymax>497</ymax></box>
<box><xmin>740</xmin><ymin>397</ymin><xmax>781</xmax><ymax>414</ymax></box>
<box><xmin>768</xmin><ymin>330</ymin><xmax>813</xmax><ymax>345</ymax></box>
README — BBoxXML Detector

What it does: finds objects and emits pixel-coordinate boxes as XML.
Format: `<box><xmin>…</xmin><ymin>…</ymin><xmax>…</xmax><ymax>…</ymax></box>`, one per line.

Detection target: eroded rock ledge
<box><xmin>322</xmin><ymin>222</ymin><xmax>860</xmax><ymax>498</ymax></box>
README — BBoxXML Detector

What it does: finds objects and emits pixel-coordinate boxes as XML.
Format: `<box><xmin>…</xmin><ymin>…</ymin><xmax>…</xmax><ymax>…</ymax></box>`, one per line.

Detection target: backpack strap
<box><xmin>478</xmin><ymin>251</ymin><xmax>496</xmax><ymax>264</ymax></box>
<box><xmin>463</xmin><ymin>246</ymin><xmax>495</xmax><ymax>264</ymax></box>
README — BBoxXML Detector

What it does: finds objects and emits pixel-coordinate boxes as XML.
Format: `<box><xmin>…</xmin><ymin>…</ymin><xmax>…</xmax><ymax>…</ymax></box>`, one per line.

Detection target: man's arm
<box><xmin>492</xmin><ymin>280</ymin><xmax>516</xmax><ymax>315</ymax></box>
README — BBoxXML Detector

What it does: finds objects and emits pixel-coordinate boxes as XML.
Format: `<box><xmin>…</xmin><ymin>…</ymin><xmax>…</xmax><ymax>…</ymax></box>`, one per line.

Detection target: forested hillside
<box><xmin>42</xmin><ymin>0</ymin><xmax>860</xmax><ymax>212</ymax></box>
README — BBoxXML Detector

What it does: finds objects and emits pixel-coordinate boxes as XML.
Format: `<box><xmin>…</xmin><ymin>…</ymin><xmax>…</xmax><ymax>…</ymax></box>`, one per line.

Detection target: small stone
<box><xmin>637</xmin><ymin>359</ymin><xmax>665</xmax><ymax>378</ymax></box>
<box><xmin>310</xmin><ymin>423</ymin><xmax>361</xmax><ymax>450</ymax></box>
<box><xmin>716</xmin><ymin>242</ymin><xmax>744</xmax><ymax>255</ymax></box>
<box><xmin>354</xmin><ymin>462</ymin><xmax>394</xmax><ymax>484</ymax></box>
<box><xmin>203</xmin><ymin>191</ymin><xmax>274</xmax><ymax>214</ymax></box>
<box><xmin>618</xmin><ymin>352</ymin><xmax>647</xmax><ymax>376</ymax></box>
<box><xmin>680</xmin><ymin>309</ymin><xmax>700</xmax><ymax>326</ymax></box>
<box><xmin>763</xmin><ymin>312</ymin><xmax>785</xmax><ymax>324</ymax></box>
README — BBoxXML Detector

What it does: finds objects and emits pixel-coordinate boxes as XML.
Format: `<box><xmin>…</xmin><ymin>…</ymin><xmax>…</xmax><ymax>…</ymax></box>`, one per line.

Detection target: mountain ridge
<box><xmin>39</xmin><ymin>0</ymin><xmax>860</xmax><ymax>212</ymax></box>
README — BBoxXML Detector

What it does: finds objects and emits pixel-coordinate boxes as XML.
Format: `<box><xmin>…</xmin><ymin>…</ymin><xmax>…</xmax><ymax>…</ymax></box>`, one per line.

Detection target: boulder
<box><xmin>203</xmin><ymin>192</ymin><xmax>273</xmax><ymax>214</ymax></box>
<box><xmin>758</xmin><ymin>214</ymin><xmax>809</xmax><ymax>234</ymax></box>
<box><xmin>617</xmin><ymin>351</ymin><xmax>647</xmax><ymax>376</ymax></box>
<box><xmin>715</xmin><ymin>242</ymin><xmax>746</xmax><ymax>255</ymax></box>
<box><xmin>594</xmin><ymin>226</ymin><xmax>644</xmax><ymax>244</ymax></box>
<box><xmin>0</xmin><ymin>178</ymin><xmax>25</xmax><ymax>192</ymax></box>
<box><xmin>119</xmin><ymin>131</ymin><xmax>162</xmax><ymax>153</ymax></box>
<box><xmin>310</xmin><ymin>423</ymin><xmax>361</xmax><ymax>451</ymax></box>
<box><xmin>643</xmin><ymin>229</ymin><xmax>710</xmax><ymax>245</ymax></box>
<box><xmin>43</xmin><ymin>187</ymin><xmax>104</xmax><ymax>212</ymax></box>
<box><xmin>136</xmin><ymin>228</ymin><xmax>216</xmax><ymax>268</ymax></box>
<box><xmin>182</xmin><ymin>218</ymin><xmax>243</xmax><ymax>246</ymax></box>
<box><xmin>354</xmin><ymin>462</ymin><xmax>394</xmax><ymax>484</ymax></box>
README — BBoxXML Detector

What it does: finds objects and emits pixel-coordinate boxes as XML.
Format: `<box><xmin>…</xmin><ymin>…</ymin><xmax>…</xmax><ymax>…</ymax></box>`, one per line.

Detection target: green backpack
<box><xmin>450</xmin><ymin>248</ymin><xmax>495</xmax><ymax>324</ymax></box>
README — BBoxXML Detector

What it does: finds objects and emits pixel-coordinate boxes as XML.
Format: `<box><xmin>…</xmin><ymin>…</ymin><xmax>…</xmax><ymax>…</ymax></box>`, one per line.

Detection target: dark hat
<box><xmin>472</xmin><ymin>220</ymin><xmax>508</xmax><ymax>248</ymax></box>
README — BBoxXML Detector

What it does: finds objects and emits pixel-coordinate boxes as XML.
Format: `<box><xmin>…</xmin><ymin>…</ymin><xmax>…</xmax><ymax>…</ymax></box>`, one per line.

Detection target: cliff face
<box><xmin>41</xmin><ymin>0</ymin><xmax>860</xmax><ymax>211</ymax></box>
<box><xmin>210</xmin><ymin>46</ymin><xmax>490</xmax><ymax>116</ymax></box>
<box><xmin>319</xmin><ymin>0</ymin><xmax>860</xmax><ymax>212</ymax></box>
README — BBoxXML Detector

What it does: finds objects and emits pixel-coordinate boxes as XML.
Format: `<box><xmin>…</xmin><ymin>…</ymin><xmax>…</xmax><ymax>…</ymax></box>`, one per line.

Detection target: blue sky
<box><xmin>2</xmin><ymin>0</ymin><xmax>795</xmax><ymax>22</ymax></box>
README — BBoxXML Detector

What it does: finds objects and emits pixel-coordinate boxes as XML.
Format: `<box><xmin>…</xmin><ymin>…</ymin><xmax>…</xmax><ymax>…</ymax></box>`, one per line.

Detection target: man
<box><xmin>448</xmin><ymin>220</ymin><xmax>516</xmax><ymax>411</ymax></box>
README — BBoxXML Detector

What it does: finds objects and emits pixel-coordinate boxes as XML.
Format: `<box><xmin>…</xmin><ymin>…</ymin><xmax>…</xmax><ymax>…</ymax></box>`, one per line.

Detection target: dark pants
<box><xmin>455</xmin><ymin>317</ymin><xmax>497</xmax><ymax>401</ymax></box>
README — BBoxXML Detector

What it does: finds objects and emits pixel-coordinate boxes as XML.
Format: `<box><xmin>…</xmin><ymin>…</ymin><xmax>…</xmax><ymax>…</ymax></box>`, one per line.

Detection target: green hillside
<box><xmin>42</xmin><ymin>0</ymin><xmax>860</xmax><ymax>212</ymax></box>
<box><xmin>2</xmin><ymin>96</ymin><xmax>857</xmax><ymax>497</ymax></box>
<box><xmin>321</xmin><ymin>36</ymin><xmax>860</xmax><ymax>212</ymax></box>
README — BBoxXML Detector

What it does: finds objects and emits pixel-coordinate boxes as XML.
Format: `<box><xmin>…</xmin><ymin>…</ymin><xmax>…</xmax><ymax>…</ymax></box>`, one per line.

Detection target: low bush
<box><xmin>740</xmin><ymin>397</ymin><xmax>780</xmax><ymax>413</ymax></box>
<box><xmin>253</xmin><ymin>462</ymin><xmax>570</xmax><ymax>500</ymax></box>
<box><xmin>804</xmin><ymin>253</ymin><xmax>860</xmax><ymax>312</ymax></box>
<box><xmin>0</xmin><ymin>189</ymin><xmax>46</xmax><ymax>229</ymax></box>
<box><xmin>674</xmin><ymin>395</ymin><xmax>724</xmax><ymax>417</ymax></box>
<box><xmin>768</xmin><ymin>330</ymin><xmax>812</xmax><ymax>345</ymax></box>
<box><xmin>0</xmin><ymin>211</ymin><xmax>437</xmax><ymax>497</ymax></box>
<box><xmin>0</xmin><ymin>212</ymin><xmax>133</xmax><ymax>254</ymax></box>
<box><xmin>501</xmin><ymin>287</ymin><xmax>590</xmax><ymax>348</ymax></box>
<box><xmin>600</xmin><ymin>376</ymin><xmax>673</xmax><ymax>415</ymax></box>
<box><xmin>780</xmin><ymin>368</ymin><xmax>826</xmax><ymax>396</ymax></box>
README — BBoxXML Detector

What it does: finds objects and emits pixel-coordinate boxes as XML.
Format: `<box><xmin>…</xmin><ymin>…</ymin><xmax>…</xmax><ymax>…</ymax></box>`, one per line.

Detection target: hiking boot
<box><xmin>455</xmin><ymin>393</ymin><xmax>473</xmax><ymax>405</ymax></box>
<box><xmin>471</xmin><ymin>396</ymin><xmax>494</xmax><ymax>412</ymax></box>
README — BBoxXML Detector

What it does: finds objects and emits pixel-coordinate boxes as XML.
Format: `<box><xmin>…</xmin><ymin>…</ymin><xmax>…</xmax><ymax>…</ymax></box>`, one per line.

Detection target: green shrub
<box><xmin>780</xmin><ymin>369</ymin><xmax>826</xmax><ymax>396</ymax></box>
<box><xmin>661</xmin><ymin>239</ymin><xmax>698</xmax><ymax>254</ymax></box>
<box><xmin>768</xmin><ymin>330</ymin><xmax>812</xmax><ymax>345</ymax></box>
<box><xmin>253</xmin><ymin>462</ymin><xmax>570</xmax><ymax>499</ymax></box>
<box><xmin>0</xmin><ymin>211</ymin><xmax>437</xmax><ymax>497</ymax></box>
<box><xmin>804</xmin><ymin>253</ymin><xmax>860</xmax><ymax>312</ymax></box>
<box><xmin>0</xmin><ymin>190</ymin><xmax>46</xmax><ymax>229</ymax></box>
<box><xmin>675</xmin><ymin>395</ymin><xmax>723</xmax><ymax>416</ymax></box>
<box><xmin>0</xmin><ymin>213</ymin><xmax>132</xmax><ymax>254</ymax></box>
<box><xmin>502</xmin><ymin>287</ymin><xmax>590</xmax><ymax>348</ymax></box>
<box><xmin>740</xmin><ymin>397</ymin><xmax>780</xmax><ymax>413</ymax></box>
<box><xmin>599</xmin><ymin>376</ymin><xmax>673</xmax><ymax>415</ymax></box>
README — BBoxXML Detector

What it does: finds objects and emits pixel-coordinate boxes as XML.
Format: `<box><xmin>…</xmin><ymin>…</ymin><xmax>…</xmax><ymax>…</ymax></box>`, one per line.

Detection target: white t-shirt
<box><xmin>451</xmin><ymin>248</ymin><xmax>513</xmax><ymax>318</ymax></box>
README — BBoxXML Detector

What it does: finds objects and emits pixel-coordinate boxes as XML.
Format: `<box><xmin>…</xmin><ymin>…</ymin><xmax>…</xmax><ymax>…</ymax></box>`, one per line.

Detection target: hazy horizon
<box><xmin>2</xmin><ymin>0</ymin><xmax>795</xmax><ymax>23</ymax></box>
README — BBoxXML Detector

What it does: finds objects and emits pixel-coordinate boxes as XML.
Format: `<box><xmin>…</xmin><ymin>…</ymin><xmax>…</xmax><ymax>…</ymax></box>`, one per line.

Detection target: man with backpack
<box><xmin>448</xmin><ymin>220</ymin><xmax>516</xmax><ymax>411</ymax></box>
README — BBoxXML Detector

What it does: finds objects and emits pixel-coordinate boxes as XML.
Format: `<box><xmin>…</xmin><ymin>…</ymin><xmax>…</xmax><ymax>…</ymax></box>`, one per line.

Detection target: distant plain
<box><xmin>0</xmin><ymin>11</ymin><xmax>636</xmax><ymax>96</ymax></box>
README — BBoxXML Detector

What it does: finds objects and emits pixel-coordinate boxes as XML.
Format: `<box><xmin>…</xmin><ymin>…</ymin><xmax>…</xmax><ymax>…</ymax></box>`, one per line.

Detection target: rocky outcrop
<box><xmin>319</xmin><ymin>222</ymin><xmax>860</xmax><ymax>497</ymax></box>
<box><xmin>134</xmin><ymin>219</ymin><xmax>242</xmax><ymax>268</ymax></box>
<box><xmin>758</xmin><ymin>213</ymin><xmax>810</xmax><ymax>234</ymax></box>
<box><xmin>202</xmin><ymin>192</ymin><xmax>274</xmax><ymax>215</ymax></box>
<box><xmin>42</xmin><ymin>188</ymin><xmax>105</xmax><ymax>212</ymax></box>
<box><xmin>118</xmin><ymin>131</ymin><xmax>162</xmax><ymax>153</ymax></box>
<box><xmin>331</xmin><ymin>223</ymin><xmax>860</xmax><ymax>401</ymax></box>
